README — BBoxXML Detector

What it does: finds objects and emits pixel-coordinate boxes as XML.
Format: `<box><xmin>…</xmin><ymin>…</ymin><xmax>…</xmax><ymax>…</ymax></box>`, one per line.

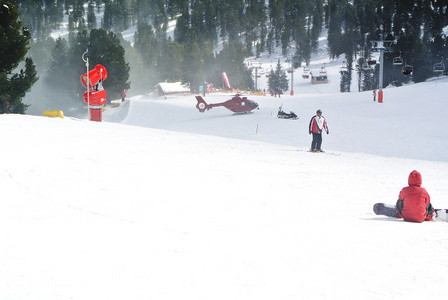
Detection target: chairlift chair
<box><xmin>393</xmin><ymin>56</ymin><xmax>403</xmax><ymax>66</ymax></box>
<box><xmin>302</xmin><ymin>67</ymin><xmax>310</xmax><ymax>79</ymax></box>
<box><xmin>319</xmin><ymin>66</ymin><xmax>327</xmax><ymax>76</ymax></box>
<box><xmin>340</xmin><ymin>67</ymin><xmax>349</xmax><ymax>75</ymax></box>
<box><xmin>433</xmin><ymin>62</ymin><xmax>445</xmax><ymax>73</ymax></box>
<box><xmin>402</xmin><ymin>64</ymin><xmax>413</xmax><ymax>76</ymax></box>
<box><xmin>393</xmin><ymin>51</ymin><xmax>403</xmax><ymax>66</ymax></box>
<box><xmin>340</xmin><ymin>61</ymin><xmax>349</xmax><ymax>75</ymax></box>
<box><xmin>362</xmin><ymin>62</ymin><xmax>370</xmax><ymax>70</ymax></box>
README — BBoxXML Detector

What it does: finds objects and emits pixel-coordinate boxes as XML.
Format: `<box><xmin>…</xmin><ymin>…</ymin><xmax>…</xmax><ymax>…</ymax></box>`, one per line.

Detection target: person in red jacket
<box><xmin>396</xmin><ymin>170</ymin><xmax>433</xmax><ymax>222</ymax></box>
<box><xmin>308</xmin><ymin>109</ymin><xmax>329</xmax><ymax>152</ymax></box>
<box><xmin>121</xmin><ymin>89</ymin><xmax>127</xmax><ymax>102</ymax></box>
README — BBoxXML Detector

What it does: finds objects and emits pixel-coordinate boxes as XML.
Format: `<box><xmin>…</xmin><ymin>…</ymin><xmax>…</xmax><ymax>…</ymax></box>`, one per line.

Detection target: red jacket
<box><xmin>309</xmin><ymin>115</ymin><xmax>328</xmax><ymax>134</ymax></box>
<box><xmin>398</xmin><ymin>170</ymin><xmax>431</xmax><ymax>222</ymax></box>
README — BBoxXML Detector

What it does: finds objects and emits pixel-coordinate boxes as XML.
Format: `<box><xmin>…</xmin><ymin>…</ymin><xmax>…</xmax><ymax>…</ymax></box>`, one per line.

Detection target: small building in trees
<box><xmin>153</xmin><ymin>82</ymin><xmax>191</xmax><ymax>98</ymax></box>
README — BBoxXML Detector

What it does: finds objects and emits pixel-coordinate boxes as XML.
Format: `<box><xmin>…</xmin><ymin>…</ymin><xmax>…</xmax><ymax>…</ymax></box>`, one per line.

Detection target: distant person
<box><xmin>1</xmin><ymin>100</ymin><xmax>11</xmax><ymax>114</ymax></box>
<box><xmin>121</xmin><ymin>89</ymin><xmax>127</xmax><ymax>102</ymax></box>
<box><xmin>308</xmin><ymin>109</ymin><xmax>329</xmax><ymax>152</ymax></box>
<box><xmin>396</xmin><ymin>170</ymin><xmax>433</xmax><ymax>222</ymax></box>
<box><xmin>373</xmin><ymin>89</ymin><xmax>377</xmax><ymax>101</ymax></box>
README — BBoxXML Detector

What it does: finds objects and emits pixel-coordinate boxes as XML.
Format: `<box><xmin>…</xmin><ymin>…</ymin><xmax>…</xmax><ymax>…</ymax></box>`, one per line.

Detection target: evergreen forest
<box><xmin>4</xmin><ymin>0</ymin><xmax>448</xmax><ymax>113</ymax></box>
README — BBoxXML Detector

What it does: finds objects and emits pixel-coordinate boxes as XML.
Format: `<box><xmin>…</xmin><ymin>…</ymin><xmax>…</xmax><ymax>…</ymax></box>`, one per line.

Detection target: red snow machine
<box><xmin>80</xmin><ymin>64</ymin><xmax>108</xmax><ymax>106</ymax></box>
<box><xmin>80</xmin><ymin>64</ymin><xmax>107</xmax><ymax>121</ymax></box>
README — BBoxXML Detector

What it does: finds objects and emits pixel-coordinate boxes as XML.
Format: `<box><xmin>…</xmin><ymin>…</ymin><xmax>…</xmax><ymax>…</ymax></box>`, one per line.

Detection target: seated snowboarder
<box><xmin>396</xmin><ymin>170</ymin><xmax>433</xmax><ymax>222</ymax></box>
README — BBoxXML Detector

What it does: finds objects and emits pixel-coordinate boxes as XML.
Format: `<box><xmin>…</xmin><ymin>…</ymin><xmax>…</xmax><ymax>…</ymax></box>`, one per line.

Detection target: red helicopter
<box><xmin>195</xmin><ymin>94</ymin><xmax>259</xmax><ymax>114</ymax></box>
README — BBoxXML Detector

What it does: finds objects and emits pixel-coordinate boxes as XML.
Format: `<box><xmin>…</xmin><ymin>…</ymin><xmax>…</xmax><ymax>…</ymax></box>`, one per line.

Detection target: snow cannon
<box><xmin>80</xmin><ymin>64</ymin><xmax>108</xmax><ymax>121</ymax></box>
<box><xmin>83</xmin><ymin>89</ymin><xmax>106</xmax><ymax>106</ymax></box>
<box><xmin>80</xmin><ymin>64</ymin><xmax>108</xmax><ymax>90</ymax></box>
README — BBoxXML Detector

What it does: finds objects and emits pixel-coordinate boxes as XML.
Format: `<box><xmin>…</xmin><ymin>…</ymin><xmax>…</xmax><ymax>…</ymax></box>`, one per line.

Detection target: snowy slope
<box><xmin>4</xmin><ymin>11</ymin><xmax>448</xmax><ymax>298</ymax></box>
<box><xmin>104</xmin><ymin>72</ymin><xmax>448</xmax><ymax>162</ymax></box>
<box><xmin>1</xmin><ymin>75</ymin><xmax>448</xmax><ymax>299</ymax></box>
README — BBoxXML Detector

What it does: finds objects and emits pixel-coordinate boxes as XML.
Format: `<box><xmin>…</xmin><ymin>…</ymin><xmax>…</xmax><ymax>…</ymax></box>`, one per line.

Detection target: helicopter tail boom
<box><xmin>195</xmin><ymin>96</ymin><xmax>212</xmax><ymax>112</ymax></box>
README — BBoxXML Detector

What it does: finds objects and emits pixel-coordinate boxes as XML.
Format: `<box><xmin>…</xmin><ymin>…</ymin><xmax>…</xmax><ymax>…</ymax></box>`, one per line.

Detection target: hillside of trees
<box><xmin>1</xmin><ymin>1</ymin><xmax>38</xmax><ymax>114</ymax></box>
<box><xmin>6</xmin><ymin>0</ymin><xmax>448</xmax><ymax>112</ymax></box>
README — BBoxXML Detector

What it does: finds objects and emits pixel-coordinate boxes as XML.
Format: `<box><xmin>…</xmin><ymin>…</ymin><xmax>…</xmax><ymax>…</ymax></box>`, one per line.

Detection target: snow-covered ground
<box><xmin>1</xmin><ymin>69</ymin><xmax>448</xmax><ymax>299</ymax></box>
<box><xmin>5</xmin><ymin>7</ymin><xmax>448</xmax><ymax>298</ymax></box>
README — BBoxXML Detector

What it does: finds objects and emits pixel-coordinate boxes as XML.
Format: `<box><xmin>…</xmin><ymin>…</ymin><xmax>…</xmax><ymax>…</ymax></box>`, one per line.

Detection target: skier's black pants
<box><xmin>311</xmin><ymin>132</ymin><xmax>323</xmax><ymax>151</ymax></box>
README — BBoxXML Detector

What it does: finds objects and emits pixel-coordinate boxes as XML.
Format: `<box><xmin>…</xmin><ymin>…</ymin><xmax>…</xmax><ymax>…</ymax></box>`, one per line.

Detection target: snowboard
<box><xmin>373</xmin><ymin>203</ymin><xmax>448</xmax><ymax>220</ymax></box>
<box><xmin>373</xmin><ymin>203</ymin><xmax>398</xmax><ymax>218</ymax></box>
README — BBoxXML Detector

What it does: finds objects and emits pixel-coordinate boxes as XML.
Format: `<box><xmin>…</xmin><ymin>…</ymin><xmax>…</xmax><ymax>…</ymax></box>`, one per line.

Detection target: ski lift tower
<box><xmin>370</xmin><ymin>39</ymin><xmax>394</xmax><ymax>103</ymax></box>
<box><xmin>251</xmin><ymin>61</ymin><xmax>263</xmax><ymax>92</ymax></box>
<box><xmin>286</xmin><ymin>57</ymin><xmax>294</xmax><ymax>95</ymax></box>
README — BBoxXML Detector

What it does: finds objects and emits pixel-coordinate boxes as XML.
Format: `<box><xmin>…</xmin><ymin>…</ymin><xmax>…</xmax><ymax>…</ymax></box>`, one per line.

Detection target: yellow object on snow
<box><xmin>43</xmin><ymin>110</ymin><xmax>64</xmax><ymax>118</ymax></box>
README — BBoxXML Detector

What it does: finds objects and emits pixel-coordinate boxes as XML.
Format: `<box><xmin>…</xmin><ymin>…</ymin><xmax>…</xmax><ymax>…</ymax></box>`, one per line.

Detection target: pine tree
<box><xmin>87</xmin><ymin>2</ymin><xmax>97</xmax><ymax>30</ymax></box>
<box><xmin>0</xmin><ymin>1</ymin><xmax>38</xmax><ymax>114</ymax></box>
<box><xmin>28</xmin><ymin>36</ymin><xmax>55</xmax><ymax>74</ymax></box>
<box><xmin>46</xmin><ymin>37</ymin><xmax>69</xmax><ymax>91</ymax></box>
<box><xmin>267</xmin><ymin>30</ymin><xmax>274</xmax><ymax>55</ymax></box>
<box><xmin>340</xmin><ymin>69</ymin><xmax>350</xmax><ymax>93</ymax></box>
<box><xmin>134</xmin><ymin>20</ymin><xmax>159</xmax><ymax>87</ymax></box>
<box><xmin>174</xmin><ymin>8</ymin><xmax>190</xmax><ymax>44</ymax></box>
<box><xmin>87</xmin><ymin>29</ymin><xmax>130</xmax><ymax>99</ymax></box>
<box><xmin>181</xmin><ymin>41</ymin><xmax>204</xmax><ymax>91</ymax></box>
<box><xmin>156</xmin><ymin>39</ymin><xmax>183</xmax><ymax>83</ymax></box>
<box><xmin>339</xmin><ymin>2</ymin><xmax>360</xmax><ymax>92</ymax></box>
<box><xmin>121</xmin><ymin>39</ymin><xmax>148</xmax><ymax>95</ymax></box>
<box><xmin>327</xmin><ymin>0</ymin><xmax>345</xmax><ymax>59</ymax></box>
<box><xmin>215</xmin><ymin>41</ymin><xmax>253</xmax><ymax>90</ymax></box>
<box><xmin>268</xmin><ymin>58</ymin><xmax>289</xmax><ymax>95</ymax></box>
<box><xmin>39</xmin><ymin>36</ymin><xmax>84</xmax><ymax>112</ymax></box>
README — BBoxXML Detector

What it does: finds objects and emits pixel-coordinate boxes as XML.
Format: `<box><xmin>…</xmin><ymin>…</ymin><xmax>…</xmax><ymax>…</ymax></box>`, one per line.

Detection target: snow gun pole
<box><xmin>371</xmin><ymin>39</ymin><xmax>394</xmax><ymax>103</ymax></box>
<box><xmin>286</xmin><ymin>57</ymin><xmax>294</xmax><ymax>95</ymax></box>
<box><xmin>82</xmin><ymin>46</ymin><xmax>90</xmax><ymax>120</ymax></box>
<box><xmin>378</xmin><ymin>47</ymin><xmax>384</xmax><ymax>103</ymax></box>
<box><xmin>290</xmin><ymin>62</ymin><xmax>294</xmax><ymax>96</ymax></box>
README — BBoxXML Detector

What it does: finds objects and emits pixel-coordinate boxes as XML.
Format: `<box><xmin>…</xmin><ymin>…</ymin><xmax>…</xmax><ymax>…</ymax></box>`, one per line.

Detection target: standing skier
<box><xmin>308</xmin><ymin>109</ymin><xmax>329</xmax><ymax>152</ymax></box>
<box><xmin>121</xmin><ymin>89</ymin><xmax>127</xmax><ymax>102</ymax></box>
<box><xmin>396</xmin><ymin>170</ymin><xmax>433</xmax><ymax>222</ymax></box>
